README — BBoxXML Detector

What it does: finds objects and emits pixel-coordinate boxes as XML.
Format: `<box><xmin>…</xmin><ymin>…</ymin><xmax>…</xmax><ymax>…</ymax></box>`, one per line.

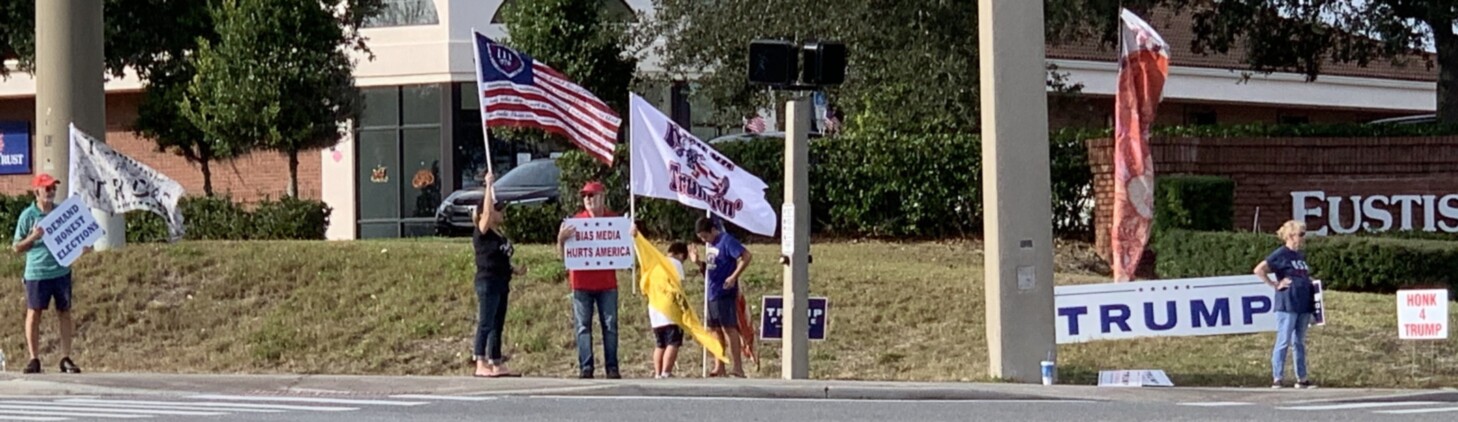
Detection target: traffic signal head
<box><xmin>801</xmin><ymin>41</ymin><xmax>846</xmax><ymax>86</ymax></box>
<box><xmin>748</xmin><ymin>40</ymin><xmax>798</xmax><ymax>87</ymax></box>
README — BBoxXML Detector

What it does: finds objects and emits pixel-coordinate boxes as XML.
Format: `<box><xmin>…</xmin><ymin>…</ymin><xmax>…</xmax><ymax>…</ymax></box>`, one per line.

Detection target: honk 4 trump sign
<box><xmin>1398</xmin><ymin>289</ymin><xmax>1448</xmax><ymax>340</ymax></box>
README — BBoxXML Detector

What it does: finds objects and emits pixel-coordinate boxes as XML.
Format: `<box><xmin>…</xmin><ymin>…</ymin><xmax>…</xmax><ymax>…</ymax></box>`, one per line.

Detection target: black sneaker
<box><xmin>605</xmin><ymin>369</ymin><xmax>621</xmax><ymax>379</ymax></box>
<box><xmin>59</xmin><ymin>357</ymin><xmax>81</xmax><ymax>374</ymax></box>
<box><xmin>22</xmin><ymin>358</ymin><xmax>41</xmax><ymax>374</ymax></box>
<box><xmin>579</xmin><ymin>370</ymin><xmax>594</xmax><ymax>379</ymax></box>
<box><xmin>1270</xmin><ymin>380</ymin><xmax>1283</xmax><ymax>389</ymax></box>
<box><xmin>1296</xmin><ymin>380</ymin><xmax>1316</xmax><ymax>389</ymax></box>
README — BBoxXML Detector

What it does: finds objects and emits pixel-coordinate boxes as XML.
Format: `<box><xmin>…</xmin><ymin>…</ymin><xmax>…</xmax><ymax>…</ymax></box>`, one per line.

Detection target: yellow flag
<box><xmin>634</xmin><ymin>232</ymin><xmax>728</xmax><ymax>363</ymax></box>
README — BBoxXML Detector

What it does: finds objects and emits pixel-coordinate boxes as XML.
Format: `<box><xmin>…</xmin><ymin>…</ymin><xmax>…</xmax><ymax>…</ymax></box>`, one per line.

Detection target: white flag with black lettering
<box><xmin>68</xmin><ymin>124</ymin><xmax>186</xmax><ymax>241</ymax></box>
<box><xmin>629</xmin><ymin>93</ymin><xmax>777</xmax><ymax>236</ymax></box>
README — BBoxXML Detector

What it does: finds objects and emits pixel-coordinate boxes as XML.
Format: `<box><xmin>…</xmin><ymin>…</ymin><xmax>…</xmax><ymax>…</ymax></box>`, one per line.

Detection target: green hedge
<box><xmin>1154</xmin><ymin>229</ymin><xmax>1458</xmax><ymax>293</ymax></box>
<box><xmin>1153</xmin><ymin>175</ymin><xmax>1235</xmax><ymax>233</ymax></box>
<box><xmin>501</xmin><ymin>203</ymin><xmax>565</xmax><ymax>244</ymax></box>
<box><xmin>115</xmin><ymin>195</ymin><xmax>331</xmax><ymax>242</ymax></box>
<box><xmin>554</xmin><ymin>129</ymin><xmax>1096</xmax><ymax>241</ymax></box>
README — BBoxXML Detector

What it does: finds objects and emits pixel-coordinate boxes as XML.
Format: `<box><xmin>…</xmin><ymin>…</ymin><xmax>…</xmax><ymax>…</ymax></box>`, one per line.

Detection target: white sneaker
<box><xmin>661</xmin><ymin>373</ymin><xmax>673</xmax><ymax>378</ymax></box>
<box><xmin>653</xmin><ymin>373</ymin><xmax>664</xmax><ymax>379</ymax></box>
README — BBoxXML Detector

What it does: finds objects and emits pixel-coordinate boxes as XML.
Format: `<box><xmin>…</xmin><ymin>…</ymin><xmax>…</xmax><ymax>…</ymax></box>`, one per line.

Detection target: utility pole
<box><xmin>977</xmin><ymin>0</ymin><xmax>1057</xmax><ymax>383</ymax></box>
<box><xmin>781</xmin><ymin>97</ymin><xmax>811</xmax><ymax>379</ymax></box>
<box><xmin>36</xmin><ymin>0</ymin><xmax>125</xmax><ymax>250</ymax></box>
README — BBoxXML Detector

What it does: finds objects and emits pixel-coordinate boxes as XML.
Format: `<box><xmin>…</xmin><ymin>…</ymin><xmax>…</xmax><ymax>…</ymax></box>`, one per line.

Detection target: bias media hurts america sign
<box><xmin>1055</xmin><ymin>275</ymin><xmax>1297</xmax><ymax>344</ymax></box>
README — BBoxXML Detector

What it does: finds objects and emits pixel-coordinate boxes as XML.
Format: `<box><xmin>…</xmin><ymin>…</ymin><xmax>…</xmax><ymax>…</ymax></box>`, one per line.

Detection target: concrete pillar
<box><xmin>36</xmin><ymin>0</ymin><xmax>125</xmax><ymax>250</ymax></box>
<box><xmin>977</xmin><ymin>0</ymin><xmax>1056</xmax><ymax>383</ymax></box>
<box><xmin>781</xmin><ymin>97</ymin><xmax>811</xmax><ymax>379</ymax></box>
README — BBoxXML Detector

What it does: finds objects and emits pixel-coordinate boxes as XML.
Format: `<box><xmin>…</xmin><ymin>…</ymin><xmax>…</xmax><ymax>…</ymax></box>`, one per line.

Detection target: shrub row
<box><xmin>552</xmin><ymin>129</ymin><xmax>1097</xmax><ymax>242</ymax></box>
<box><xmin>1153</xmin><ymin>175</ymin><xmax>1235</xmax><ymax>234</ymax></box>
<box><xmin>1154</xmin><ymin>229</ymin><xmax>1458</xmax><ymax>293</ymax></box>
<box><xmin>0</xmin><ymin>194</ymin><xmax>331</xmax><ymax>243</ymax></box>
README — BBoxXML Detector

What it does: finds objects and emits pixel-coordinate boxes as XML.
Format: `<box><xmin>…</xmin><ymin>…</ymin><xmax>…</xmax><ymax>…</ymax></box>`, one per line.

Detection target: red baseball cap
<box><xmin>32</xmin><ymin>173</ymin><xmax>58</xmax><ymax>188</ymax></box>
<box><xmin>580</xmin><ymin>181</ymin><xmax>606</xmax><ymax>195</ymax></box>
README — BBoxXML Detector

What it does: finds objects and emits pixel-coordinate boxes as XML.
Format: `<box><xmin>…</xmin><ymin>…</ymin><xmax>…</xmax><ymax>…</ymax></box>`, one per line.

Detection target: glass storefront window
<box><xmin>357</xmin><ymin>129</ymin><xmax>400</xmax><ymax>221</ymax></box>
<box><xmin>364</xmin><ymin>0</ymin><xmax>440</xmax><ymax>28</ymax></box>
<box><xmin>403</xmin><ymin>85</ymin><xmax>442</xmax><ymax>126</ymax></box>
<box><xmin>400</xmin><ymin>128</ymin><xmax>442</xmax><ymax>218</ymax></box>
<box><xmin>361</xmin><ymin>88</ymin><xmax>399</xmax><ymax>128</ymax></box>
<box><xmin>354</xmin><ymin>84</ymin><xmax>446</xmax><ymax>238</ymax></box>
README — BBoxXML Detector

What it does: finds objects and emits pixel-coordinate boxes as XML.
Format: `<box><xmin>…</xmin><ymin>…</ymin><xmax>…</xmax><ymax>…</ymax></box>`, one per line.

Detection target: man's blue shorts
<box><xmin>25</xmin><ymin>273</ymin><xmax>73</xmax><ymax>312</ymax></box>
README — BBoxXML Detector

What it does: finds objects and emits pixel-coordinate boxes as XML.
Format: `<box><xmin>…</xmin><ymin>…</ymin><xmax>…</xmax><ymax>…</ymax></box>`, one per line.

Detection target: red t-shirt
<box><xmin>568</xmin><ymin>209</ymin><xmax>619</xmax><ymax>291</ymax></box>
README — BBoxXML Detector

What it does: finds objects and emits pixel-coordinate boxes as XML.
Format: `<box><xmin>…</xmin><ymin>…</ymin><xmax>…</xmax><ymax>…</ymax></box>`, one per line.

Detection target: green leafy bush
<box><xmin>1153</xmin><ymin>175</ymin><xmax>1235</xmax><ymax>233</ymax></box>
<box><xmin>1154</xmin><ymin>229</ymin><xmax>1458</xmax><ymax>293</ymax></box>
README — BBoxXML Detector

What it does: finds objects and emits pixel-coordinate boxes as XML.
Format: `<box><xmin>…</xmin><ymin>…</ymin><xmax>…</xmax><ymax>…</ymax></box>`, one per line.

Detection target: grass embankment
<box><xmin>1</xmin><ymin>240</ymin><xmax>1453</xmax><ymax>388</ymax></box>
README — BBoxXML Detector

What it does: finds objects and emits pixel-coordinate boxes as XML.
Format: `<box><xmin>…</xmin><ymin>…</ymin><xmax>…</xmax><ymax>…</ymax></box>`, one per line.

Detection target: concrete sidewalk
<box><xmin>0</xmin><ymin>373</ymin><xmax>1442</xmax><ymax>405</ymax></box>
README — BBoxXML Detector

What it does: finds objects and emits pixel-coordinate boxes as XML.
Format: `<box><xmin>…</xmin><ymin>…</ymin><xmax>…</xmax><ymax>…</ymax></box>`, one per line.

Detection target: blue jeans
<box><xmin>1272</xmin><ymin>311</ymin><xmax>1313</xmax><ymax>381</ymax></box>
<box><xmin>473</xmin><ymin>281</ymin><xmax>509</xmax><ymax>363</ymax></box>
<box><xmin>572</xmin><ymin>289</ymin><xmax>619</xmax><ymax>373</ymax></box>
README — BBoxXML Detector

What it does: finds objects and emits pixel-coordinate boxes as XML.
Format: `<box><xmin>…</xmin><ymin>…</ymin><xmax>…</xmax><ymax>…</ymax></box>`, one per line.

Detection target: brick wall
<box><xmin>0</xmin><ymin>93</ymin><xmax>319</xmax><ymax>203</ymax></box>
<box><xmin>1088</xmin><ymin>136</ymin><xmax>1458</xmax><ymax>262</ymax></box>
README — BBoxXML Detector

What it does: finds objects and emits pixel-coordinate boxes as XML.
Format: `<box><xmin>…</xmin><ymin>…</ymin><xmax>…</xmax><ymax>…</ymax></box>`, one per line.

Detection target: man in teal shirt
<box><xmin>12</xmin><ymin>173</ymin><xmax>83</xmax><ymax>374</ymax></box>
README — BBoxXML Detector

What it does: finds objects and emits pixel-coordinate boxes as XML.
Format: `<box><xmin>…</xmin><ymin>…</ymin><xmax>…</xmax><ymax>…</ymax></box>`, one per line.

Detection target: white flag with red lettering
<box><xmin>629</xmin><ymin>93</ymin><xmax>777</xmax><ymax>236</ymax></box>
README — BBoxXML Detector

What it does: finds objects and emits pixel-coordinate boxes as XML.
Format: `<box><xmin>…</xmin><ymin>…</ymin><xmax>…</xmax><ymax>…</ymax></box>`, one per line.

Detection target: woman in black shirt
<box><xmin>472</xmin><ymin>173</ymin><xmax>526</xmax><ymax>377</ymax></box>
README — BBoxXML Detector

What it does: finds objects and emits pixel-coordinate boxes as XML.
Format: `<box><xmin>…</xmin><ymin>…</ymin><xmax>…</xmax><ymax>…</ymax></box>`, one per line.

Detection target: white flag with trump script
<box><xmin>629</xmin><ymin>93</ymin><xmax>777</xmax><ymax>236</ymax></box>
<box><xmin>68</xmin><ymin>124</ymin><xmax>186</xmax><ymax>241</ymax></box>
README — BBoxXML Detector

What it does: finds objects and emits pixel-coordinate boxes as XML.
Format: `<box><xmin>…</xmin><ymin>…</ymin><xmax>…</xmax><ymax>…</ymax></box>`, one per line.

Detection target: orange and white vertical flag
<box><xmin>1112</xmin><ymin>8</ymin><xmax>1169</xmax><ymax>282</ymax></box>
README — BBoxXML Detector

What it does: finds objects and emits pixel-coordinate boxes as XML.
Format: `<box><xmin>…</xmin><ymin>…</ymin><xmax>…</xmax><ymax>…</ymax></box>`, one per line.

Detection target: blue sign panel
<box><xmin>0</xmin><ymin>122</ymin><xmax>32</xmax><ymax>175</ymax></box>
<box><xmin>760</xmin><ymin>296</ymin><xmax>829</xmax><ymax>341</ymax></box>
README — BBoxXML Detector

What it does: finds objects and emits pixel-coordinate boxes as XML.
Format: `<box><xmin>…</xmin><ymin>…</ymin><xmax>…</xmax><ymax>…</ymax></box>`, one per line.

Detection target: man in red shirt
<box><xmin>556</xmin><ymin>181</ymin><xmax>621</xmax><ymax>379</ymax></box>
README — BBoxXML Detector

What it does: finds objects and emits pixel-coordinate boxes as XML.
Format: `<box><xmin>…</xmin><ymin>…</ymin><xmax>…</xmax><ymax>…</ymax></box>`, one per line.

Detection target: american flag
<box><xmin>743</xmin><ymin>116</ymin><xmax>766</xmax><ymax>133</ymax></box>
<box><xmin>472</xmin><ymin>32</ymin><xmax>620</xmax><ymax>165</ymax></box>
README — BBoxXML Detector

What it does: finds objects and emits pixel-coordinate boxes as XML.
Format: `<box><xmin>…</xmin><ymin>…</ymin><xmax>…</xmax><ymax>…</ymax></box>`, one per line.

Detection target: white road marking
<box><xmin>389</xmin><ymin>395</ymin><xmax>497</xmax><ymax>401</ymax></box>
<box><xmin>458</xmin><ymin>385</ymin><xmax>614</xmax><ymax>396</ymax></box>
<box><xmin>1277</xmin><ymin>401</ymin><xmax>1442</xmax><ymax>411</ymax></box>
<box><xmin>0</xmin><ymin>401</ymin><xmax>282</xmax><ymax>413</ymax></box>
<box><xmin>521</xmin><ymin>395</ymin><xmax>1097</xmax><ymax>404</ymax></box>
<box><xmin>1179</xmin><ymin>402</ymin><xmax>1252</xmax><ymax>407</ymax></box>
<box><xmin>0</xmin><ymin>409</ymin><xmax>149</xmax><ymax>419</ymax></box>
<box><xmin>0</xmin><ymin>416</ymin><xmax>70</xmax><ymax>421</ymax></box>
<box><xmin>188</xmin><ymin>395</ymin><xmax>427</xmax><ymax>407</ymax></box>
<box><xmin>61</xmin><ymin>399</ymin><xmax>356</xmax><ymax>412</ymax></box>
<box><xmin>0</xmin><ymin>404</ymin><xmax>223</xmax><ymax>416</ymax></box>
<box><xmin>1374</xmin><ymin>406</ymin><xmax>1458</xmax><ymax>415</ymax></box>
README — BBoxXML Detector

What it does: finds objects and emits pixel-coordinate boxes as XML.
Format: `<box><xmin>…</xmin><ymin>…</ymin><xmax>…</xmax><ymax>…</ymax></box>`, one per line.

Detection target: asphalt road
<box><xmin>2</xmin><ymin>393</ymin><xmax>1456</xmax><ymax>422</ymax></box>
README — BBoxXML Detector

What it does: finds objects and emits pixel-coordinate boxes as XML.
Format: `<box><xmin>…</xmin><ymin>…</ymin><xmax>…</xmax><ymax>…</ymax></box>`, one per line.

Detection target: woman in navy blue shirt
<box><xmin>1253</xmin><ymin>220</ymin><xmax>1317</xmax><ymax>389</ymax></box>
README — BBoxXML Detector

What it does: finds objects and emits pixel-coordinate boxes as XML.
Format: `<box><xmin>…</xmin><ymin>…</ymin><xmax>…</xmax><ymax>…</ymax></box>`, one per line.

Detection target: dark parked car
<box><xmin>706</xmin><ymin>130</ymin><xmax>824</xmax><ymax>144</ymax></box>
<box><xmin>435</xmin><ymin>158</ymin><xmax>560</xmax><ymax>236</ymax></box>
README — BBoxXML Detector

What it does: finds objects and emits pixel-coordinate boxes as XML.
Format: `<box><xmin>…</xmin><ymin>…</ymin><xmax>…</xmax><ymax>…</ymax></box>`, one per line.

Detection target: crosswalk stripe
<box><xmin>0</xmin><ymin>409</ymin><xmax>149</xmax><ymax>419</ymax></box>
<box><xmin>1375</xmin><ymin>406</ymin><xmax>1458</xmax><ymax>415</ymax></box>
<box><xmin>60</xmin><ymin>399</ymin><xmax>356</xmax><ymax>412</ymax></box>
<box><xmin>0</xmin><ymin>401</ymin><xmax>282</xmax><ymax>413</ymax></box>
<box><xmin>1277</xmin><ymin>401</ymin><xmax>1442</xmax><ymax>411</ymax></box>
<box><xmin>389</xmin><ymin>395</ymin><xmax>496</xmax><ymax>402</ymax></box>
<box><xmin>188</xmin><ymin>395</ymin><xmax>428</xmax><ymax>406</ymax></box>
<box><xmin>0</xmin><ymin>404</ymin><xmax>224</xmax><ymax>416</ymax></box>
<box><xmin>1179</xmin><ymin>402</ymin><xmax>1252</xmax><ymax>407</ymax></box>
<box><xmin>0</xmin><ymin>416</ymin><xmax>70</xmax><ymax>421</ymax></box>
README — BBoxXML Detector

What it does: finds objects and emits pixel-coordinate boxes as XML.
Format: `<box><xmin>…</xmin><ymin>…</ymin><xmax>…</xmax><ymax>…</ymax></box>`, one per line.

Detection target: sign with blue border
<box><xmin>0</xmin><ymin>121</ymin><xmax>32</xmax><ymax>175</ymax></box>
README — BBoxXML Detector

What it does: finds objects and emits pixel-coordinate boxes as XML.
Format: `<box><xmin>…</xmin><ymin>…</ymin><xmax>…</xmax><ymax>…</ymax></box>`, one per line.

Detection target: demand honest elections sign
<box><xmin>38</xmin><ymin>196</ymin><xmax>106</xmax><ymax>267</ymax></box>
<box><xmin>1056</xmin><ymin>275</ymin><xmax>1304</xmax><ymax>344</ymax></box>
